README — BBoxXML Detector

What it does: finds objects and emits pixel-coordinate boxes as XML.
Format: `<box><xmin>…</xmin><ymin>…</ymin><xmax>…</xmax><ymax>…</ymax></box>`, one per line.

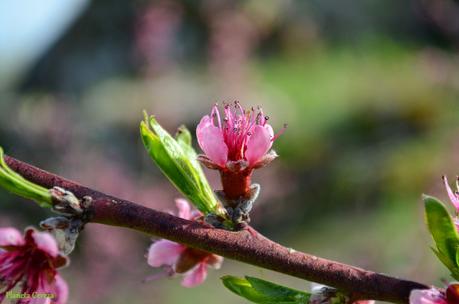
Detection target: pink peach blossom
<box><xmin>0</xmin><ymin>227</ymin><xmax>69</xmax><ymax>303</ymax></box>
<box><xmin>197</xmin><ymin>102</ymin><xmax>284</xmax><ymax>199</ymax></box>
<box><xmin>410</xmin><ymin>288</ymin><xmax>447</xmax><ymax>304</ymax></box>
<box><xmin>410</xmin><ymin>284</ymin><xmax>459</xmax><ymax>304</ymax></box>
<box><xmin>197</xmin><ymin>102</ymin><xmax>282</xmax><ymax>169</ymax></box>
<box><xmin>147</xmin><ymin>199</ymin><xmax>223</xmax><ymax>287</ymax></box>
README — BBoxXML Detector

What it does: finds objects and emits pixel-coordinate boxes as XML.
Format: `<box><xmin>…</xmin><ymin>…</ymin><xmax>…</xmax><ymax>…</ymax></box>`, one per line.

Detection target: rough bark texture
<box><xmin>4</xmin><ymin>155</ymin><xmax>428</xmax><ymax>303</ymax></box>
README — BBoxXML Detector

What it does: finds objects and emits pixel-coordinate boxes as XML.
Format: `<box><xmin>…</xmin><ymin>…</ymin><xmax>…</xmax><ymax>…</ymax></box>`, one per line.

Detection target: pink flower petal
<box><xmin>27</xmin><ymin>274</ymin><xmax>68</xmax><ymax>304</ymax></box>
<box><xmin>190</xmin><ymin>210</ymin><xmax>202</xmax><ymax>219</ymax></box>
<box><xmin>245</xmin><ymin>125</ymin><xmax>273</xmax><ymax>166</ymax></box>
<box><xmin>147</xmin><ymin>239</ymin><xmax>184</xmax><ymax>267</ymax></box>
<box><xmin>176</xmin><ymin>198</ymin><xmax>191</xmax><ymax>220</ymax></box>
<box><xmin>30</xmin><ymin>275</ymin><xmax>69</xmax><ymax>304</ymax></box>
<box><xmin>409</xmin><ymin>288</ymin><xmax>447</xmax><ymax>304</ymax></box>
<box><xmin>53</xmin><ymin>274</ymin><xmax>69</xmax><ymax>304</ymax></box>
<box><xmin>181</xmin><ymin>262</ymin><xmax>208</xmax><ymax>288</ymax></box>
<box><xmin>444</xmin><ymin>176</ymin><xmax>459</xmax><ymax>211</ymax></box>
<box><xmin>28</xmin><ymin>294</ymin><xmax>52</xmax><ymax>304</ymax></box>
<box><xmin>30</xmin><ymin>229</ymin><xmax>59</xmax><ymax>257</ymax></box>
<box><xmin>196</xmin><ymin>116</ymin><xmax>228</xmax><ymax>167</ymax></box>
<box><xmin>265</xmin><ymin>124</ymin><xmax>274</xmax><ymax>138</ymax></box>
<box><xmin>0</xmin><ymin>227</ymin><xmax>24</xmax><ymax>246</ymax></box>
<box><xmin>207</xmin><ymin>254</ymin><xmax>224</xmax><ymax>269</ymax></box>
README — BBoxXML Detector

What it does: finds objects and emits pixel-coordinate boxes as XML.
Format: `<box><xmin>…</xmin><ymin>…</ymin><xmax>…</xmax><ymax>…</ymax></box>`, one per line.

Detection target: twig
<box><xmin>4</xmin><ymin>155</ymin><xmax>428</xmax><ymax>303</ymax></box>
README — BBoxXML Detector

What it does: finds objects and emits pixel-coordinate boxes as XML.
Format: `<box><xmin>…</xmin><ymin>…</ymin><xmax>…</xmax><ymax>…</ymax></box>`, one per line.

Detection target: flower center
<box><xmin>215</xmin><ymin>102</ymin><xmax>265</xmax><ymax>161</ymax></box>
<box><xmin>0</xmin><ymin>246</ymin><xmax>56</xmax><ymax>298</ymax></box>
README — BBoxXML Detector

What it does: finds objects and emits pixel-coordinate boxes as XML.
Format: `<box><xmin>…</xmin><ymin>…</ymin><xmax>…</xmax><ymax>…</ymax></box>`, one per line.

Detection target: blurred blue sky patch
<box><xmin>0</xmin><ymin>0</ymin><xmax>88</xmax><ymax>89</ymax></box>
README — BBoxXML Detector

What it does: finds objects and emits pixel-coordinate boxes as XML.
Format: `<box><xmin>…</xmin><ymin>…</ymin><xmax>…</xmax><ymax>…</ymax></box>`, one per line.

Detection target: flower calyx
<box><xmin>206</xmin><ymin>184</ymin><xmax>260</xmax><ymax>230</ymax></box>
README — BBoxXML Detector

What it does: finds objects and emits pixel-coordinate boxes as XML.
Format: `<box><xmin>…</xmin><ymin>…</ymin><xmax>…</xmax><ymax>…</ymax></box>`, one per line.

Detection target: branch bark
<box><xmin>4</xmin><ymin>155</ymin><xmax>428</xmax><ymax>303</ymax></box>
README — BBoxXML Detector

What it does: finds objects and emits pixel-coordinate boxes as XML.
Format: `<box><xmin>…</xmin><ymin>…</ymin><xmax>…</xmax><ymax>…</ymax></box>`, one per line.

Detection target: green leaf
<box><xmin>176</xmin><ymin>125</ymin><xmax>192</xmax><ymax>147</ymax></box>
<box><xmin>0</xmin><ymin>147</ymin><xmax>52</xmax><ymax>207</ymax></box>
<box><xmin>140</xmin><ymin>113</ymin><xmax>224</xmax><ymax>217</ymax></box>
<box><xmin>432</xmin><ymin>248</ymin><xmax>455</xmax><ymax>271</ymax></box>
<box><xmin>221</xmin><ymin>275</ymin><xmax>310</xmax><ymax>304</ymax></box>
<box><xmin>424</xmin><ymin>195</ymin><xmax>459</xmax><ymax>279</ymax></box>
<box><xmin>432</xmin><ymin>247</ymin><xmax>459</xmax><ymax>280</ymax></box>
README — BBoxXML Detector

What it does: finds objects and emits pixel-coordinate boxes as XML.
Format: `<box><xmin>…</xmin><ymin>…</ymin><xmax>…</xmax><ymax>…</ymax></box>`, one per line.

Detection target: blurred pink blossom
<box><xmin>0</xmin><ymin>227</ymin><xmax>68</xmax><ymax>304</ymax></box>
<box><xmin>205</xmin><ymin>5</ymin><xmax>260</xmax><ymax>96</ymax></box>
<box><xmin>410</xmin><ymin>283</ymin><xmax>459</xmax><ymax>304</ymax></box>
<box><xmin>135</xmin><ymin>0</ymin><xmax>183</xmax><ymax>74</ymax></box>
<box><xmin>410</xmin><ymin>287</ymin><xmax>447</xmax><ymax>304</ymax></box>
<box><xmin>147</xmin><ymin>199</ymin><xmax>223</xmax><ymax>287</ymax></box>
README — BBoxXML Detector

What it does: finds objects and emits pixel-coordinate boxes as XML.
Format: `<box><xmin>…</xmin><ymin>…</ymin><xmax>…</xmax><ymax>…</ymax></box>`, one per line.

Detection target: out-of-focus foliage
<box><xmin>1</xmin><ymin>0</ymin><xmax>459</xmax><ymax>303</ymax></box>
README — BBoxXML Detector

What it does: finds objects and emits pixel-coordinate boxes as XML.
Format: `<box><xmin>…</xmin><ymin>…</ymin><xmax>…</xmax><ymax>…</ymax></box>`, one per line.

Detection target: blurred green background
<box><xmin>1</xmin><ymin>0</ymin><xmax>459</xmax><ymax>303</ymax></box>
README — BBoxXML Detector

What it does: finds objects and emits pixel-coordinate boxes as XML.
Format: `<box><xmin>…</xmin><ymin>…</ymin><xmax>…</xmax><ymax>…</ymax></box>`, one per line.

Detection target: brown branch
<box><xmin>4</xmin><ymin>155</ymin><xmax>428</xmax><ymax>303</ymax></box>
